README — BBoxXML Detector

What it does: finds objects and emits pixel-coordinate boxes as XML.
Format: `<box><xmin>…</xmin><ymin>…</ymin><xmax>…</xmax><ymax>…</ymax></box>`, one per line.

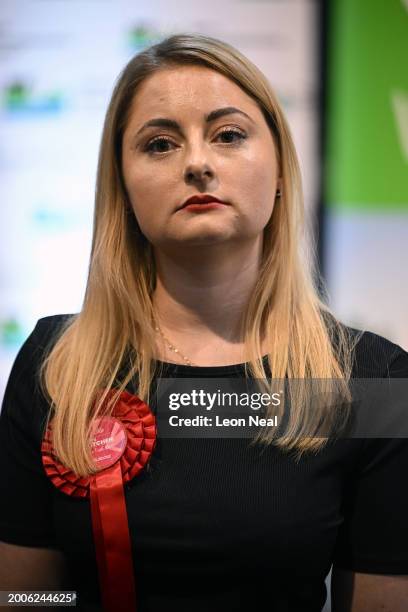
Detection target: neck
<box><xmin>152</xmin><ymin>237</ymin><xmax>263</xmax><ymax>344</ymax></box>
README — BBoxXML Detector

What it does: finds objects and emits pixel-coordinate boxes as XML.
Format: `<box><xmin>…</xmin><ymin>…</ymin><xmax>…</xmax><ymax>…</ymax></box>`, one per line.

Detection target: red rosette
<box><xmin>41</xmin><ymin>389</ymin><xmax>156</xmax><ymax>496</ymax></box>
<box><xmin>41</xmin><ymin>389</ymin><xmax>156</xmax><ymax>612</ymax></box>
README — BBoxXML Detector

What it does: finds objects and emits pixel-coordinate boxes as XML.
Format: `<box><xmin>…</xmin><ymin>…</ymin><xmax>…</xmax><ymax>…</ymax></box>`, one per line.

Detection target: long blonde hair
<box><xmin>40</xmin><ymin>33</ymin><xmax>359</xmax><ymax>475</ymax></box>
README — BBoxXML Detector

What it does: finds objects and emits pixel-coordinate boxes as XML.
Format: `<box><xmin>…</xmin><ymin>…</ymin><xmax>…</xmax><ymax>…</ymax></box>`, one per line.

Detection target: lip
<box><xmin>178</xmin><ymin>194</ymin><xmax>229</xmax><ymax>210</ymax></box>
<box><xmin>181</xmin><ymin>202</ymin><xmax>228</xmax><ymax>212</ymax></box>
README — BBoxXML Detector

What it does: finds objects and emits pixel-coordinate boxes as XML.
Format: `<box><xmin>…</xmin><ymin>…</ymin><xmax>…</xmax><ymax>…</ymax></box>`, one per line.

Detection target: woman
<box><xmin>1</xmin><ymin>33</ymin><xmax>408</xmax><ymax>612</ymax></box>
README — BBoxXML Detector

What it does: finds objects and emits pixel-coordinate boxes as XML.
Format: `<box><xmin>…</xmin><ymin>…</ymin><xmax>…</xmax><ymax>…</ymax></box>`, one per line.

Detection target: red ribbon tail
<box><xmin>90</xmin><ymin>463</ymin><xmax>137</xmax><ymax>611</ymax></box>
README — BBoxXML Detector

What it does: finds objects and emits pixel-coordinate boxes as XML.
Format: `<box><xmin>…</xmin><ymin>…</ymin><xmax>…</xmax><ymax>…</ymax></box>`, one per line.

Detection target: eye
<box><xmin>143</xmin><ymin>128</ymin><xmax>247</xmax><ymax>156</ymax></box>
<box><xmin>144</xmin><ymin>136</ymin><xmax>175</xmax><ymax>155</ymax></box>
<box><xmin>216</xmin><ymin>128</ymin><xmax>247</xmax><ymax>144</ymax></box>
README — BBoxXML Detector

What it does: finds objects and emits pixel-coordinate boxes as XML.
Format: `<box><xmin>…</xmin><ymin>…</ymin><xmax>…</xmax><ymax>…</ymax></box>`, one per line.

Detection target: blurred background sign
<box><xmin>324</xmin><ymin>0</ymin><xmax>408</xmax><ymax>347</ymax></box>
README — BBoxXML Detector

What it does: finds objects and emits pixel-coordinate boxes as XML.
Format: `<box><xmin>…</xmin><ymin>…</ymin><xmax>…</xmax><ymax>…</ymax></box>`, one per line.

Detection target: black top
<box><xmin>1</xmin><ymin>314</ymin><xmax>408</xmax><ymax>612</ymax></box>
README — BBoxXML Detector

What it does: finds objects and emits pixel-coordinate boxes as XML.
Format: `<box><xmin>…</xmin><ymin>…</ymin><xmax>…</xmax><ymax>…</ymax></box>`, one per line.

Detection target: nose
<box><xmin>184</xmin><ymin>164</ymin><xmax>214</xmax><ymax>183</ymax></box>
<box><xmin>184</xmin><ymin>163</ymin><xmax>214</xmax><ymax>184</ymax></box>
<box><xmin>183</xmin><ymin>139</ymin><xmax>216</xmax><ymax>184</ymax></box>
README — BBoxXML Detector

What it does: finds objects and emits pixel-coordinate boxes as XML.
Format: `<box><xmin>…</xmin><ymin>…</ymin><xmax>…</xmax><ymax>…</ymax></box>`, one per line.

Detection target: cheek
<box><xmin>238</xmin><ymin>161</ymin><xmax>277</xmax><ymax>221</ymax></box>
<box><xmin>237</xmin><ymin>141</ymin><xmax>278</xmax><ymax>190</ymax></box>
<box><xmin>124</xmin><ymin>162</ymin><xmax>178</xmax><ymax>205</ymax></box>
<box><xmin>123</xmin><ymin>165</ymin><xmax>175</xmax><ymax>241</ymax></box>
<box><xmin>123</xmin><ymin>166</ymin><xmax>158</xmax><ymax>214</ymax></box>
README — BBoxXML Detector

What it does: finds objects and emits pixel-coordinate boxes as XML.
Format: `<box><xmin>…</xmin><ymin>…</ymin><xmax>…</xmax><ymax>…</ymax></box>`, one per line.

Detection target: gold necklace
<box><xmin>154</xmin><ymin>325</ymin><xmax>198</xmax><ymax>366</ymax></box>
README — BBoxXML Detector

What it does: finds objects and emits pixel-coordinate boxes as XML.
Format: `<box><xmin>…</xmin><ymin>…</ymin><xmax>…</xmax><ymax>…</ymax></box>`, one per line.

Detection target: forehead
<box><xmin>127</xmin><ymin>65</ymin><xmax>262</xmax><ymax>122</ymax></box>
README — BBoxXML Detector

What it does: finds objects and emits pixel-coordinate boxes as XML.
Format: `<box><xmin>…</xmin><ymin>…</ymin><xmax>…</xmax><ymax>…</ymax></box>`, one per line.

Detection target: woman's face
<box><xmin>121</xmin><ymin>64</ymin><xmax>281</xmax><ymax>251</ymax></box>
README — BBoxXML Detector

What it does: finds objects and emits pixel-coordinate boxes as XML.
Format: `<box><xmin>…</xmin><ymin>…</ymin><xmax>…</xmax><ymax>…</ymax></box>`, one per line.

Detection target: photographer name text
<box><xmin>168</xmin><ymin>415</ymin><xmax>278</xmax><ymax>427</ymax></box>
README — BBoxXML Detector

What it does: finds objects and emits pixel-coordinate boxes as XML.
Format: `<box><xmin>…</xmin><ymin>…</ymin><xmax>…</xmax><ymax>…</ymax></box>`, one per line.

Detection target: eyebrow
<box><xmin>134</xmin><ymin>106</ymin><xmax>255</xmax><ymax>138</ymax></box>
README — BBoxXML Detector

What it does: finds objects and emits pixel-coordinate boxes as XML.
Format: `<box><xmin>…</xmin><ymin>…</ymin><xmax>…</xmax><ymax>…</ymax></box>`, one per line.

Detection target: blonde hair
<box><xmin>40</xmin><ymin>33</ymin><xmax>359</xmax><ymax>475</ymax></box>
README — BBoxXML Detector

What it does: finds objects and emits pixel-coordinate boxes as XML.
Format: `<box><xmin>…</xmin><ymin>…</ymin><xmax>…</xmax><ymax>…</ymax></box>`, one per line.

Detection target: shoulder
<box><xmin>3</xmin><ymin>314</ymin><xmax>78</xmax><ymax>392</ymax></box>
<box><xmin>0</xmin><ymin>315</ymin><xmax>77</xmax><ymax>444</ymax></box>
<box><xmin>348</xmin><ymin>328</ymin><xmax>408</xmax><ymax>378</ymax></box>
<box><xmin>20</xmin><ymin>313</ymin><xmax>79</xmax><ymax>365</ymax></box>
<box><xmin>355</xmin><ymin>330</ymin><xmax>408</xmax><ymax>378</ymax></box>
<box><xmin>32</xmin><ymin>313</ymin><xmax>78</xmax><ymax>347</ymax></box>
<box><xmin>340</xmin><ymin>323</ymin><xmax>408</xmax><ymax>378</ymax></box>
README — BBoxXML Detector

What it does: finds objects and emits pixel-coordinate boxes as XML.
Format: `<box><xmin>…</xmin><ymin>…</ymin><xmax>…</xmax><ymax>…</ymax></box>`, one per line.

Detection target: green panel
<box><xmin>326</xmin><ymin>0</ymin><xmax>408</xmax><ymax>210</ymax></box>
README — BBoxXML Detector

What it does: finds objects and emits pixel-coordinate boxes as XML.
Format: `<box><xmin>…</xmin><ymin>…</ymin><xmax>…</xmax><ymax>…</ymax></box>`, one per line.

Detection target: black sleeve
<box><xmin>332</xmin><ymin>346</ymin><xmax>408</xmax><ymax>574</ymax></box>
<box><xmin>0</xmin><ymin>316</ymin><xmax>69</xmax><ymax>548</ymax></box>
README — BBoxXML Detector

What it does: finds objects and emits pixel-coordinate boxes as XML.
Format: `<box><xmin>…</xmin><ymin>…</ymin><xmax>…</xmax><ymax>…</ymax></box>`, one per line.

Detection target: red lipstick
<box><xmin>182</xmin><ymin>202</ymin><xmax>227</xmax><ymax>212</ymax></box>
<box><xmin>178</xmin><ymin>194</ymin><xmax>229</xmax><ymax>211</ymax></box>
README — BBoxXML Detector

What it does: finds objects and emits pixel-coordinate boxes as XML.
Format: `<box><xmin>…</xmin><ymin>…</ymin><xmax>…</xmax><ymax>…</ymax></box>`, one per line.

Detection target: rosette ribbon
<box><xmin>41</xmin><ymin>389</ymin><xmax>156</xmax><ymax>612</ymax></box>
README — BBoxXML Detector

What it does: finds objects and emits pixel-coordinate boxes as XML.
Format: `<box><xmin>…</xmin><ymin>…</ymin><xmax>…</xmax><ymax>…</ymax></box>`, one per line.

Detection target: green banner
<box><xmin>326</xmin><ymin>0</ymin><xmax>408</xmax><ymax>210</ymax></box>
